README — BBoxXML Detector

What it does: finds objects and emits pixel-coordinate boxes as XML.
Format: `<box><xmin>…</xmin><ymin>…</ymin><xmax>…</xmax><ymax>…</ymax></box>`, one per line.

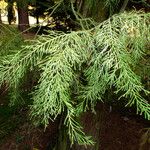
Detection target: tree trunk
<box><xmin>0</xmin><ymin>9</ymin><xmax>2</xmax><ymax>23</ymax></box>
<box><xmin>17</xmin><ymin>1</ymin><xmax>29</xmax><ymax>32</ymax></box>
<box><xmin>36</xmin><ymin>15</ymin><xmax>39</xmax><ymax>25</ymax></box>
<box><xmin>7</xmin><ymin>1</ymin><xmax>14</xmax><ymax>25</ymax></box>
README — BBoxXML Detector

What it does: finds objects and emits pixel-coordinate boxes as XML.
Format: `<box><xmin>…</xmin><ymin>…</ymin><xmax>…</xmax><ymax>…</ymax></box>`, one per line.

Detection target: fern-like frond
<box><xmin>64</xmin><ymin>110</ymin><xmax>94</xmax><ymax>145</ymax></box>
<box><xmin>0</xmin><ymin>11</ymin><xmax>150</xmax><ymax>146</ymax></box>
<box><xmin>85</xmin><ymin>11</ymin><xmax>150</xmax><ymax>118</ymax></box>
<box><xmin>29</xmin><ymin>30</ymin><xmax>94</xmax><ymax>145</ymax></box>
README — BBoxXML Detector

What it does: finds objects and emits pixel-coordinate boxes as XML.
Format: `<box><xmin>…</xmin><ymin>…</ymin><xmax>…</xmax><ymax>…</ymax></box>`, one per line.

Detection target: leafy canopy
<box><xmin>0</xmin><ymin>11</ymin><xmax>150</xmax><ymax>146</ymax></box>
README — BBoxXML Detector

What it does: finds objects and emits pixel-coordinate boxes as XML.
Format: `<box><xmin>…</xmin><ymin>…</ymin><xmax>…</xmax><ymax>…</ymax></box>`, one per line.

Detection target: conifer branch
<box><xmin>0</xmin><ymin>11</ymin><xmax>150</xmax><ymax>146</ymax></box>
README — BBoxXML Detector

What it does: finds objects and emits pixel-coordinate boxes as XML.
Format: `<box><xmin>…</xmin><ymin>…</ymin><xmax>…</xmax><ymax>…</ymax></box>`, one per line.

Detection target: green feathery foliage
<box><xmin>0</xmin><ymin>11</ymin><xmax>150</xmax><ymax>146</ymax></box>
<box><xmin>0</xmin><ymin>24</ymin><xmax>26</xmax><ymax>105</ymax></box>
<box><xmin>84</xmin><ymin>12</ymin><xmax>150</xmax><ymax>118</ymax></box>
<box><xmin>0</xmin><ymin>24</ymin><xmax>24</xmax><ymax>56</ymax></box>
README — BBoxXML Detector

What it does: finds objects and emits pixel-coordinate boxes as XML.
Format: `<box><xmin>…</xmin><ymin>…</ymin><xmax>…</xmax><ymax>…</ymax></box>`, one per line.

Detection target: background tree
<box><xmin>29</xmin><ymin>0</ymin><xmax>55</xmax><ymax>25</ymax></box>
<box><xmin>7</xmin><ymin>0</ymin><xmax>15</xmax><ymax>24</ymax></box>
<box><xmin>16</xmin><ymin>0</ymin><xmax>30</xmax><ymax>32</ymax></box>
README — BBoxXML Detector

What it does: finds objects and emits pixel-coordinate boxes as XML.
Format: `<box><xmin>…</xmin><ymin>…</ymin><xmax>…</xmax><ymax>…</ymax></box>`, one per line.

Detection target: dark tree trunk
<box><xmin>36</xmin><ymin>15</ymin><xmax>39</xmax><ymax>25</ymax></box>
<box><xmin>17</xmin><ymin>2</ymin><xmax>29</xmax><ymax>32</ymax></box>
<box><xmin>0</xmin><ymin>9</ymin><xmax>2</xmax><ymax>23</ymax></box>
<box><xmin>7</xmin><ymin>1</ymin><xmax>14</xmax><ymax>25</ymax></box>
<box><xmin>35</xmin><ymin>2</ymin><xmax>39</xmax><ymax>25</ymax></box>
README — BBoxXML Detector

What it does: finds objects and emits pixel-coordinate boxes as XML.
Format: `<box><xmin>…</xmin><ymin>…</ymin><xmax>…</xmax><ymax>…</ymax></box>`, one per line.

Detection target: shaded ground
<box><xmin>0</xmin><ymin>102</ymin><xmax>149</xmax><ymax>150</ymax></box>
<box><xmin>73</xmin><ymin>103</ymin><xmax>150</xmax><ymax>150</ymax></box>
